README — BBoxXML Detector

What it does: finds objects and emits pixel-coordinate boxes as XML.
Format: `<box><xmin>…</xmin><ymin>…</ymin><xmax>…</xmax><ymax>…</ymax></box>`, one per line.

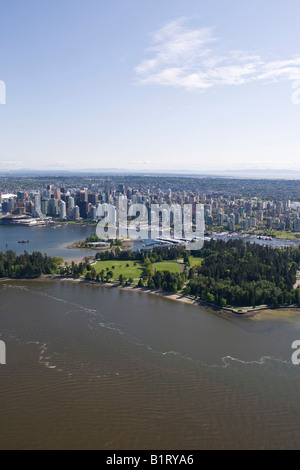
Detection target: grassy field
<box><xmin>154</xmin><ymin>262</ymin><xmax>181</xmax><ymax>274</ymax></box>
<box><xmin>189</xmin><ymin>256</ymin><xmax>203</xmax><ymax>267</ymax></box>
<box><xmin>256</xmin><ymin>230</ymin><xmax>300</xmax><ymax>240</ymax></box>
<box><xmin>271</xmin><ymin>231</ymin><xmax>300</xmax><ymax>240</ymax></box>
<box><xmin>94</xmin><ymin>260</ymin><xmax>143</xmax><ymax>279</ymax></box>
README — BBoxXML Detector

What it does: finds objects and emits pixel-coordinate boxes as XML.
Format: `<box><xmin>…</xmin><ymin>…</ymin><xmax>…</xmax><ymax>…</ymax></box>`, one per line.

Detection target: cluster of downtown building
<box><xmin>205</xmin><ymin>198</ymin><xmax>300</xmax><ymax>233</ymax></box>
<box><xmin>0</xmin><ymin>180</ymin><xmax>300</xmax><ymax>233</ymax></box>
<box><xmin>0</xmin><ymin>185</ymin><xmax>99</xmax><ymax>222</ymax></box>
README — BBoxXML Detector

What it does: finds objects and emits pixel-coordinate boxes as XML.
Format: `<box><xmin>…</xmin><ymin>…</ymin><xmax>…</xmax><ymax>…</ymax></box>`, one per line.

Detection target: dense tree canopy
<box><xmin>187</xmin><ymin>240</ymin><xmax>300</xmax><ymax>307</ymax></box>
<box><xmin>0</xmin><ymin>251</ymin><xmax>63</xmax><ymax>278</ymax></box>
<box><xmin>2</xmin><ymin>239</ymin><xmax>300</xmax><ymax>308</ymax></box>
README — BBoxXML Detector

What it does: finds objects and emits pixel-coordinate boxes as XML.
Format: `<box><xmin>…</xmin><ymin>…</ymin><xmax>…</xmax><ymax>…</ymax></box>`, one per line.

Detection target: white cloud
<box><xmin>135</xmin><ymin>18</ymin><xmax>300</xmax><ymax>91</ymax></box>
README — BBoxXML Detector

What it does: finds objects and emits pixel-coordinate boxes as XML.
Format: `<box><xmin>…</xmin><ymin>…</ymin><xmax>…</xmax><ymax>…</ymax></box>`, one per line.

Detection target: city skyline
<box><xmin>0</xmin><ymin>0</ymin><xmax>299</xmax><ymax>172</ymax></box>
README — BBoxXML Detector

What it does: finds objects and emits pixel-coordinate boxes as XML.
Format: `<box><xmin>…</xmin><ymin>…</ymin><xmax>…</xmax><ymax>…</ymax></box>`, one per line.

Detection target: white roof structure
<box><xmin>1</xmin><ymin>193</ymin><xmax>17</xmax><ymax>199</ymax></box>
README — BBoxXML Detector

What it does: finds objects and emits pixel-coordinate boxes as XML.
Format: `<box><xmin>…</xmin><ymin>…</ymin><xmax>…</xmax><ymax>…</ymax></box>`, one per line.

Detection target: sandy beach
<box><xmin>2</xmin><ymin>275</ymin><xmax>300</xmax><ymax>317</ymax></box>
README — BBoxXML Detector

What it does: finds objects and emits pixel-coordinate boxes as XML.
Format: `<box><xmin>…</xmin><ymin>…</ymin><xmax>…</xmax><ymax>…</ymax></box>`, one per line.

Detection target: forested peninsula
<box><xmin>1</xmin><ymin>239</ymin><xmax>300</xmax><ymax>310</ymax></box>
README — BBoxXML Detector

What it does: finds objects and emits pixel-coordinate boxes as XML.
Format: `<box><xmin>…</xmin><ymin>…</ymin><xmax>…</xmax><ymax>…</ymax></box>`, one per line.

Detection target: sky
<box><xmin>0</xmin><ymin>0</ymin><xmax>299</xmax><ymax>173</ymax></box>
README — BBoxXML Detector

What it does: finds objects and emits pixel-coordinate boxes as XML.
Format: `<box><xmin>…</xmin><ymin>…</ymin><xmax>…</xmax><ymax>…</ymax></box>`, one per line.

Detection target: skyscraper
<box><xmin>105</xmin><ymin>180</ymin><xmax>111</xmax><ymax>195</ymax></box>
<box><xmin>68</xmin><ymin>196</ymin><xmax>75</xmax><ymax>210</ymax></box>
<box><xmin>32</xmin><ymin>193</ymin><xmax>44</xmax><ymax>218</ymax></box>
<box><xmin>245</xmin><ymin>202</ymin><xmax>253</xmax><ymax>216</ymax></box>
<box><xmin>53</xmin><ymin>188</ymin><xmax>61</xmax><ymax>200</ymax></box>
<box><xmin>48</xmin><ymin>198</ymin><xmax>59</xmax><ymax>217</ymax></box>
<box><xmin>59</xmin><ymin>200</ymin><xmax>67</xmax><ymax>219</ymax></box>
<box><xmin>73</xmin><ymin>206</ymin><xmax>80</xmax><ymax>220</ymax></box>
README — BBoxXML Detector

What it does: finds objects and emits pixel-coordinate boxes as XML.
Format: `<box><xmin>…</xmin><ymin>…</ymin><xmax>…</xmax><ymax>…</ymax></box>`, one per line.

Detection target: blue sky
<box><xmin>0</xmin><ymin>0</ymin><xmax>299</xmax><ymax>172</ymax></box>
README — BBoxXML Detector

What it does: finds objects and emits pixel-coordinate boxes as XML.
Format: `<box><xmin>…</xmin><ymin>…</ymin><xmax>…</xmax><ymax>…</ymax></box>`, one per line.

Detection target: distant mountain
<box><xmin>0</xmin><ymin>167</ymin><xmax>300</xmax><ymax>179</ymax></box>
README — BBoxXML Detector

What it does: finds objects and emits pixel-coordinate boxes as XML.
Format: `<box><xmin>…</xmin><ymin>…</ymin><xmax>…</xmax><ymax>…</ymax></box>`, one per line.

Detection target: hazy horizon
<box><xmin>1</xmin><ymin>167</ymin><xmax>300</xmax><ymax>181</ymax></box>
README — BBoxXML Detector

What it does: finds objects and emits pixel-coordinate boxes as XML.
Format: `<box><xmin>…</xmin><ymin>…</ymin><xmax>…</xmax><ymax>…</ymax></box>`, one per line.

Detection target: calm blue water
<box><xmin>0</xmin><ymin>224</ymin><xmax>95</xmax><ymax>260</ymax></box>
<box><xmin>1</xmin><ymin>222</ymin><xmax>298</xmax><ymax>261</ymax></box>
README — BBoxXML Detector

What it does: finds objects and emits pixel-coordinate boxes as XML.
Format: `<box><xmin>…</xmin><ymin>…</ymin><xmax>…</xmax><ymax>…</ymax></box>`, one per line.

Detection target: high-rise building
<box><xmin>68</xmin><ymin>196</ymin><xmax>75</xmax><ymax>210</ymax></box>
<box><xmin>90</xmin><ymin>205</ymin><xmax>97</xmax><ymax>221</ymax></box>
<box><xmin>257</xmin><ymin>210</ymin><xmax>264</xmax><ymax>222</ymax></box>
<box><xmin>88</xmin><ymin>193</ymin><xmax>98</xmax><ymax>205</ymax></box>
<box><xmin>218</xmin><ymin>213</ymin><xmax>224</xmax><ymax>226</ymax></box>
<box><xmin>73</xmin><ymin>206</ymin><xmax>80</xmax><ymax>220</ymax></box>
<box><xmin>1</xmin><ymin>201</ymin><xmax>9</xmax><ymax>214</ymax></box>
<box><xmin>53</xmin><ymin>188</ymin><xmax>61</xmax><ymax>200</ymax></box>
<box><xmin>245</xmin><ymin>217</ymin><xmax>251</xmax><ymax>229</ymax></box>
<box><xmin>280</xmin><ymin>221</ymin><xmax>286</xmax><ymax>231</ymax></box>
<box><xmin>41</xmin><ymin>198</ymin><xmax>49</xmax><ymax>215</ymax></box>
<box><xmin>204</xmin><ymin>209</ymin><xmax>211</xmax><ymax>224</ymax></box>
<box><xmin>59</xmin><ymin>200</ymin><xmax>67</xmax><ymax>219</ymax></box>
<box><xmin>276</xmin><ymin>202</ymin><xmax>283</xmax><ymax>216</ymax></box>
<box><xmin>79</xmin><ymin>201</ymin><xmax>89</xmax><ymax>219</ymax></box>
<box><xmin>118</xmin><ymin>184</ymin><xmax>125</xmax><ymax>194</ymax></box>
<box><xmin>32</xmin><ymin>193</ymin><xmax>43</xmax><ymax>218</ymax></box>
<box><xmin>241</xmin><ymin>219</ymin><xmax>248</xmax><ymax>231</ymax></box>
<box><xmin>228</xmin><ymin>213</ymin><xmax>235</xmax><ymax>231</ymax></box>
<box><xmin>48</xmin><ymin>198</ymin><xmax>59</xmax><ymax>217</ymax></box>
<box><xmin>294</xmin><ymin>218</ymin><xmax>300</xmax><ymax>232</ymax></box>
<box><xmin>245</xmin><ymin>202</ymin><xmax>253</xmax><ymax>216</ymax></box>
<box><xmin>235</xmin><ymin>213</ymin><xmax>241</xmax><ymax>225</ymax></box>
<box><xmin>206</xmin><ymin>215</ymin><xmax>213</xmax><ymax>227</ymax></box>
<box><xmin>17</xmin><ymin>191</ymin><xmax>26</xmax><ymax>201</ymax></box>
<box><xmin>105</xmin><ymin>180</ymin><xmax>111</xmax><ymax>195</ymax></box>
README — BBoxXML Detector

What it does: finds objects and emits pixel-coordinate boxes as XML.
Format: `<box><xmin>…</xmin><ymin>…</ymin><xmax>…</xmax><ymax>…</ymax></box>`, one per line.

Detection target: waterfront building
<box><xmin>59</xmin><ymin>200</ymin><xmax>67</xmax><ymax>219</ymax></box>
<box><xmin>48</xmin><ymin>198</ymin><xmax>59</xmax><ymax>217</ymax></box>
<box><xmin>73</xmin><ymin>205</ymin><xmax>80</xmax><ymax>220</ymax></box>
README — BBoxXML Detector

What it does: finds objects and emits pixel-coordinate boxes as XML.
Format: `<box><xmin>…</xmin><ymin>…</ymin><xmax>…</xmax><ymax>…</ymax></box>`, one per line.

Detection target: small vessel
<box><xmin>18</xmin><ymin>240</ymin><xmax>30</xmax><ymax>244</ymax></box>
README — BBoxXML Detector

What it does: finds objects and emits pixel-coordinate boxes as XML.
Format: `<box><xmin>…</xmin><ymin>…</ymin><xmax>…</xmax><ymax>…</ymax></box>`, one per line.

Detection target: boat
<box><xmin>18</xmin><ymin>240</ymin><xmax>30</xmax><ymax>244</ymax></box>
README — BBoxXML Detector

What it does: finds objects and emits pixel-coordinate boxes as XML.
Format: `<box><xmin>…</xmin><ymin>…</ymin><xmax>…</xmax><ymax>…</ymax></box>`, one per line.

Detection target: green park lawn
<box><xmin>94</xmin><ymin>260</ymin><xmax>143</xmax><ymax>280</ymax></box>
<box><xmin>154</xmin><ymin>262</ymin><xmax>182</xmax><ymax>274</ymax></box>
<box><xmin>257</xmin><ymin>229</ymin><xmax>300</xmax><ymax>240</ymax></box>
<box><xmin>271</xmin><ymin>230</ymin><xmax>300</xmax><ymax>240</ymax></box>
<box><xmin>189</xmin><ymin>256</ymin><xmax>203</xmax><ymax>267</ymax></box>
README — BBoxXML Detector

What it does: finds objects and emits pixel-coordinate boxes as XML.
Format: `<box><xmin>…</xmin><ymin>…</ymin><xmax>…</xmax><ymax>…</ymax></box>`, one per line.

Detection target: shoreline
<box><xmin>66</xmin><ymin>239</ymin><xmax>134</xmax><ymax>252</ymax></box>
<box><xmin>1</xmin><ymin>275</ymin><xmax>300</xmax><ymax>317</ymax></box>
